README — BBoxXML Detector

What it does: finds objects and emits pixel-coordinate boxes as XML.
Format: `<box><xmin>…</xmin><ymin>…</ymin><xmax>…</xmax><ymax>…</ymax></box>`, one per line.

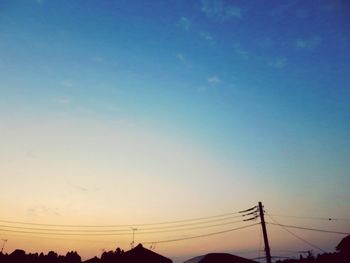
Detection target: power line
<box><xmin>0</xmin><ymin>225</ymin><xmax>130</xmax><ymax>233</ymax></box>
<box><xmin>0</xmin><ymin>215</ymin><xmax>244</xmax><ymax>233</ymax></box>
<box><xmin>0</xmin><ymin>232</ymin><xmax>116</xmax><ymax>244</ymax></box>
<box><xmin>267</xmin><ymin>214</ymin><xmax>326</xmax><ymax>253</ymax></box>
<box><xmin>139</xmin><ymin>214</ymin><xmax>244</xmax><ymax>229</ymax></box>
<box><xmin>142</xmin><ymin>223</ymin><xmax>259</xmax><ymax>244</ymax></box>
<box><xmin>0</xmin><ymin>219</ymin><xmax>250</xmax><ymax>236</ymax></box>
<box><xmin>1</xmin><ymin>223</ymin><xmax>259</xmax><ymax>244</ymax></box>
<box><xmin>278</xmin><ymin>226</ymin><xmax>325</xmax><ymax>253</ymax></box>
<box><xmin>0</xmin><ymin>210</ymin><xmax>245</xmax><ymax>228</ymax></box>
<box><xmin>137</xmin><ymin>219</ymin><xmax>248</xmax><ymax>235</ymax></box>
<box><xmin>0</xmin><ymin>228</ymin><xmax>132</xmax><ymax>236</ymax></box>
<box><xmin>267</xmin><ymin>222</ymin><xmax>350</xmax><ymax>235</ymax></box>
<box><xmin>267</xmin><ymin>213</ymin><xmax>350</xmax><ymax>222</ymax></box>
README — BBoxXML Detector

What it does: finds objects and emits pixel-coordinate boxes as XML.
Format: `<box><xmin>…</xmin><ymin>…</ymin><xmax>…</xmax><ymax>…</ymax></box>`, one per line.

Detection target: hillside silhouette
<box><xmin>0</xmin><ymin>235</ymin><xmax>349</xmax><ymax>263</ymax></box>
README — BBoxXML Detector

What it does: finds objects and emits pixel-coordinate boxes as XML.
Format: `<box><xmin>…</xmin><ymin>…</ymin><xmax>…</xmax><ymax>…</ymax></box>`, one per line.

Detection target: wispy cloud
<box><xmin>34</xmin><ymin>0</ymin><xmax>44</xmax><ymax>3</ymax></box>
<box><xmin>296</xmin><ymin>9</ymin><xmax>309</xmax><ymax>18</ymax></box>
<box><xmin>26</xmin><ymin>151</ymin><xmax>37</xmax><ymax>159</ymax></box>
<box><xmin>269</xmin><ymin>58</ymin><xmax>287</xmax><ymax>69</ymax></box>
<box><xmin>200</xmin><ymin>31</ymin><xmax>213</xmax><ymax>41</ymax></box>
<box><xmin>55</xmin><ymin>96</ymin><xmax>71</xmax><ymax>105</ymax></box>
<box><xmin>269</xmin><ymin>1</ymin><xmax>298</xmax><ymax>17</ymax></box>
<box><xmin>176</xmin><ymin>53</ymin><xmax>192</xmax><ymax>67</ymax></box>
<box><xmin>200</xmin><ymin>31</ymin><xmax>215</xmax><ymax>45</ymax></box>
<box><xmin>201</xmin><ymin>0</ymin><xmax>242</xmax><ymax>20</ymax></box>
<box><xmin>92</xmin><ymin>56</ymin><xmax>104</xmax><ymax>63</ymax></box>
<box><xmin>233</xmin><ymin>42</ymin><xmax>248</xmax><ymax>58</ymax></box>
<box><xmin>69</xmin><ymin>183</ymin><xmax>89</xmax><ymax>192</ymax></box>
<box><xmin>295</xmin><ymin>36</ymin><xmax>321</xmax><ymax>49</ymax></box>
<box><xmin>225</xmin><ymin>6</ymin><xmax>242</xmax><ymax>19</ymax></box>
<box><xmin>61</xmin><ymin>80</ymin><xmax>73</xmax><ymax>88</ymax></box>
<box><xmin>177</xmin><ymin>16</ymin><xmax>191</xmax><ymax>31</ymax></box>
<box><xmin>196</xmin><ymin>86</ymin><xmax>208</xmax><ymax>93</ymax></box>
<box><xmin>177</xmin><ymin>53</ymin><xmax>186</xmax><ymax>63</ymax></box>
<box><xmin>111</xmin><ymin>118</ymin><xmax>137</xmax><ymax>128</ymax></box>
<box><xmin>27</xmin><ymin>206</ymin><xmax>60</xmax><ymax>217</ymax></box>
<box><xmin>260</xmin><ymin>37</ymin><xmax>274</xmax><ymax>48</ymax></box>
<box><xmin>106</xmin><ymin>104</ymin><xmax>122</xmax><ymax>112</ymax></box>
<box><xmin>208</xmin><ymin>75</ymin><xmax>221</xmax><ymax>84</ymax></box>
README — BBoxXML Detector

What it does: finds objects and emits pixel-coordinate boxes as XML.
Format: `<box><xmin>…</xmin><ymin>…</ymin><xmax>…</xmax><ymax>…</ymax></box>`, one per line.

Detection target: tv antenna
<box><xmin>150</xmin><ymin>242</ymin><xmax>157</xmax><ymax>250</ymax></box>
<box><xmin>1</xmin><ymin>239</ymin><xmax>8</xmax><ymax>253</ymax></box>
<box><xmin>130</xmin><ymin>228</ymin><xmax>138</xmax><ymax>249</ymax></box>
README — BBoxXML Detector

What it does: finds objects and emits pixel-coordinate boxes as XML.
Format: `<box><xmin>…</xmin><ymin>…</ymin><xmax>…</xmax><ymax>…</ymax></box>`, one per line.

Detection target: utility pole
<box><xmin>258</xmin><ymin>202</ymin><xmax>272</xmax><ymax>263</ymax></box>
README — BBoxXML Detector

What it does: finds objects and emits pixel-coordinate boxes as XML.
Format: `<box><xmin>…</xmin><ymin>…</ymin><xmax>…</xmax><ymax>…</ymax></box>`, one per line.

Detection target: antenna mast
<box><xmin>130</xmin><ymin>228</ymin><xmax>138</xmax><ymax>249</ymax></box>
<box><xmin>1</xmin><ymin>239</ymin><xmax>8</xmax><ymax>253</ymax></box>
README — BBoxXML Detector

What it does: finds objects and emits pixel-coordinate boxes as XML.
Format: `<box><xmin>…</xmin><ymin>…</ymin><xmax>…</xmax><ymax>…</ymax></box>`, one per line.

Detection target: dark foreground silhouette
<box><xmin>276</xmin><ymin>234</ymin><xmax>350</xmax><ymax>263</ymax></box>
<box><xmin>0</xmin><ymin>235</ymin><xmax>349</xmax><ymax>263</ymax></box>
<box><xmin>0</xmin><ymin>244</ymin><xmax>172</xmax><ymax>263</ymax></box>
<box><xmin>184</xmin><ymin>253</ymin><xmax>257</xmax><ymax>263</ymax></box>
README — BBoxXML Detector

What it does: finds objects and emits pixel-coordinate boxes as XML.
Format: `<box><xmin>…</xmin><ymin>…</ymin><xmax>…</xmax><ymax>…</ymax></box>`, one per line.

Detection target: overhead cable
<box><xmin>267</xmin><ymin>214</ymin><xmax>326</xmax><ymax>253</ymax></box>
<box><xmin>267</xmin><ymin>213</ymin><xmax>350</xmax><ymax>222</ymax></box>
<box><xmin>0</xmin><ymin>215</ymin><xmax>244</xmax><ymax>232</ymax></box>
<box><xmin>142</xmin><ymin>223</ymin><xmax>259</xmax><ymax>244</ymax></box>
<box><xmin>0</xmin><ymin>219</ymin><xmax>247</xmax><ymax>236</ymax></box>
<box><xmin>0</xmin><ymin>210</ymin><xmax>244</xmax><ymax>228</ymax></box>
<box><xmin>267</xmin><ymin>222</ymin><xmax>350</xmax><ymax>235</ymax></box>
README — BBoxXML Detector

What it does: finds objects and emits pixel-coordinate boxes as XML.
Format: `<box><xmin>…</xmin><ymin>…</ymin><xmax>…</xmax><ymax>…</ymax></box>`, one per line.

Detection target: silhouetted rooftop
<box><xmin>123</xmin><ymin>244</ymin><xmax>172</xmax><ymax>263</ymax></box>
<box><xmin>184</xmin><ymin>253</ymin><xmax>257</xmax><ymax>263</ymax></box>
<box><xmin>84</xmin><ymin>256</ymin><xmax>101</xmax><ymax>263</ymax></box>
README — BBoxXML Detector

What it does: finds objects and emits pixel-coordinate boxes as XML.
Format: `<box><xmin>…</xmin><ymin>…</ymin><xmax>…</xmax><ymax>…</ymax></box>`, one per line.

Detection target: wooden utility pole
<box><xmin>258</xmin><ymin>202</ymin><xmax>272</xmax><ymax>263</ymax></box>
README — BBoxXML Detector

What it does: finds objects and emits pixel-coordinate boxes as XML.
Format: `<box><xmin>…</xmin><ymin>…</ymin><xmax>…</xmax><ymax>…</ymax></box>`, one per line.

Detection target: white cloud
<box><xmin>69</xmin><ymin>183</ymin><xmax>88</xmax><ymax>192</ymax></box>
<box><xmin>196</xmin><ymin>86</ymin><xmax>208</xmax><ymax>93</ymax></box>
<box><xmin>177</xmin><ymin>16</ymin><xmax>191</xmax><ymax>31</ymax></box>
<box><xmin>92</xmin><ymin>56</ymin><xmax>104</xmax><ymax>63</ymax></box>
<box><xmin>260</xmin><ymin>37</ymin><xmax>274</xmax><ymax>48</ymax></box>
<box><xmin>201</xmin><ymin>0</ymin><xmax>224</xmax><ymax>17</ymax></box>
<box><xmin>177</xmin><ymin>53</ymin><xmax>186</xmax><ymax>63</ymax></box>
<box><xmin>226</xmin><ymin>6</ymin><xmax>242</xmax><ymax>18</ymax></box>
<box><xmin>107</xmin><ymin>104</ymin><xmax>122</xmax><ymax>112</ymax></box>
<box><xmin>296</xmin><ymin>40</ymin><xmax>308</xmax><ymax>48</ymax></box>
<box><xmin>200</xmin><ymin>32</ymin><xmax>212</xmax><ymax>41</ymax></box>
<box><xmin>269</xmin><ymin>1</ymin><xmax>297</xmax><ymax>17</ymax></box>
<box><xmin>62</xmin><ymin>80</ymin><xmax>73</xmax><ymax>88</ymax></box>
<box><xmin>296</xmin><ymin>9</ymin><xmax>309</xmax><ymax>18</ymax></box>
<box><xmin>199</xmin><ymin>31</ymin><xmax>214</xmax><ymax>45</ymax></box>
<box><xmin>208</xmin><ymin>75</ymin><xmax>221</xmax><ymax>84</ymax></box>
<box><xmin>295</xmin><ymin>36</ymin><xmax>321</xmax><ymax>49</ymax></box>
<box><xmin>201</xmin><ymin>0</ymin><xmax>242</xmax><ymax>20</ymax></box>
<box><xmin>55</xmin><ymin>96</ymin><xmax>71</xmax><ymax>105</ymax></box>
<box><xmin>176</xmin><ymin>53</ymin><xmax>191</xmax><ymax>67</ymax></box>
<box><xmin>269</xmin><ymin>58</ymin><xmax>286</xmax><ymax>69</ymax></box>
<box><xmin>27</xmin><ymin>205</ymin><xmax>60</xmax><ymax>217</ymax></box>
<box><xmin>233</xmin><ymin>42</ymin><xmax>248</xmax><ymax>58</ymax></box>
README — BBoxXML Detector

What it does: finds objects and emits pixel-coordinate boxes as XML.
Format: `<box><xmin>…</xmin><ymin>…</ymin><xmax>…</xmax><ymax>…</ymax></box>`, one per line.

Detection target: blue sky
<box><xmin>0</xmin><ymin>0</ymin><xmax>350</xmax><ymax>260</ymax></box>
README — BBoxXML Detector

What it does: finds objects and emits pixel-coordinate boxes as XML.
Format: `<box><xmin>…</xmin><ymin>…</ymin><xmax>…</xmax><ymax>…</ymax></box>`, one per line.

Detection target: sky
<box><xmin>0</xmin><ymin>0</ymin><xmax>350</xmax><ymax>262</ymax></box>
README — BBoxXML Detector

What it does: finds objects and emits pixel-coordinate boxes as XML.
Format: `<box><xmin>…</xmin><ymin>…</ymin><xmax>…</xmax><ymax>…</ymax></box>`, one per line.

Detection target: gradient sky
<box><xmin>0</xmin><ymin>0</ymin><xmax>350</xmax><ymax>262</ymax></box>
